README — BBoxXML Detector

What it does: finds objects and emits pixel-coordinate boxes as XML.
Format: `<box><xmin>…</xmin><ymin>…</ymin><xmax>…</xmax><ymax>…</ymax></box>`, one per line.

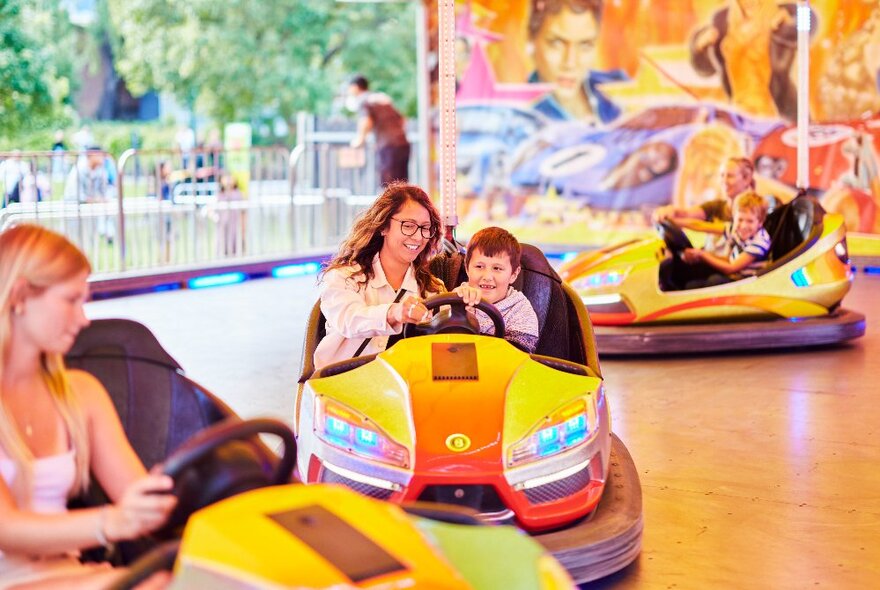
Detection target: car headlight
<box><xmin>570</xmin><ymin>269</ymin><xmax>627</xmax><ymax>291</ymax></box>
<box><xmin>509</xmin><ymin>398</ymin><xmax>597</xmax><ymax>467</ymax></box>
<box><xmin>314</xmin><ymin>396</ymin><xmax>409</xmax><ymax>468</ymax></box>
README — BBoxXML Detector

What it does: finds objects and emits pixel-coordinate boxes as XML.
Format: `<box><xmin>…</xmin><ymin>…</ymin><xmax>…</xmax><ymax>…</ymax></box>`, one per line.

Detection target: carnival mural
<box><xmin>430</xmin><ymin>0</ymin><xmax>880</xmax><ymax>247</ymax></box>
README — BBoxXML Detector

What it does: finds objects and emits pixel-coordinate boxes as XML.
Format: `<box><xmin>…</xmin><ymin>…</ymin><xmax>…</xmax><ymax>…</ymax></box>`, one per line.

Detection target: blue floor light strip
<box><xmin>272</xmin><ymin>262</ymin><xmax>321</xmax><ymax>278</ymax></box>
<box><xmin>187</xmin><ymin>272</ymin><xmax>247</xmax><ymax>289</ymax></box>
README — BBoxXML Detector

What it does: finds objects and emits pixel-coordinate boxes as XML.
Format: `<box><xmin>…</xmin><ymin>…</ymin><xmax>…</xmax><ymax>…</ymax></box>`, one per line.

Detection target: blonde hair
<box><xmin>322</xmin><ymin>182</ymin><xmax>445</xmax><ymax>297</ymax></box>
<box><xmin>0</xmin><ymin>224</ymin><xmax>92</xmax><ymax>506</ymax></box>
<box><xmin>733</xmin><ymin>191</ymin><xmax>768</xmax><ymax>223</ymax></box>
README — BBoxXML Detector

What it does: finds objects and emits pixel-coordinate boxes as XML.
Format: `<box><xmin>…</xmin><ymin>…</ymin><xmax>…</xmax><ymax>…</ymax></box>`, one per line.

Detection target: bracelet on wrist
<box><xmin>95</xmin><ymin>506</ymin><xmax>113</xmax><ymax>548</ymax></box>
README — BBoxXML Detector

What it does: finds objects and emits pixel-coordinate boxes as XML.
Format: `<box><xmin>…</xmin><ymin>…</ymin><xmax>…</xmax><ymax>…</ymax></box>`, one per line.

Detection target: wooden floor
<box><xmin>87</xmin><ymin>273</ymin><xmax>880</xmax><ymax>589</ymax></box>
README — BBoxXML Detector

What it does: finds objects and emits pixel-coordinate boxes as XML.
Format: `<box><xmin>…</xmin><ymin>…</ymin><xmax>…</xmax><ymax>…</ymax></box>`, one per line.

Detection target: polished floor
<box><xmin>86</xmin><ymin>273</ymin><xmax>880</xmax><ymax>589</ymax></box>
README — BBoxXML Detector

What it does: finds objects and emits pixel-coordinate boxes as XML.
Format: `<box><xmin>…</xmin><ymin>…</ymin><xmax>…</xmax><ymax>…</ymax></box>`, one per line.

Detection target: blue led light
<box><xmin>272</xmin><ymin>262</ymin><xmax>321</xmax><ymax>279</ymax></box>
<box><xmin>790</xmin><ymin>268</ymin><xmax>810</xmax><ymax>287</ymax></box>
<box><xmin>187</xmin><ymin>272</ymin><xmax>247</xmax><ymax>289</ymax></box>
<box><xmin>864</xmin><ymin>266</ymin><xmax>880</xmax><ymax>275</ymax></box>
<box><xmin>538</xmin><ymin>442</ymin><xmax>563</xmax><ymax>457</ymax></box>
<box><xmin>326</xmin><ymin>416</ymin><xmax>350</xmax><ymax>437</ymax></box>
<box><xmin>561</xmin><ymin>252</ymin><xmax>579</xmax><ymax>262</ymax></box>
<box><xmin>355</xmin><ymin>428</ymin><xmax>378</xmax><ymax>447</ymax></box>
<box><xmin>565</xmin><ymin>415</ymin><xmax>586</xmax><ymax>433</ymax></box>
<box><xmin>537</xmin><ymin>426</ymin><xmax>558</xmax><ymax>444</ymax></box>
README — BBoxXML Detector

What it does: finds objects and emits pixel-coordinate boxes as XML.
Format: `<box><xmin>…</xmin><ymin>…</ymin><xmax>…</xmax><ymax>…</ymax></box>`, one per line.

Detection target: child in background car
<box><xmin>682</xmin><ymin>191</ymin><xmax>771</xmax><ymax>286</ymax></box>
<box><xmin>454</xmin><ymin>227</ymin><xmax>540</xmax><ymax>352</ymax></box>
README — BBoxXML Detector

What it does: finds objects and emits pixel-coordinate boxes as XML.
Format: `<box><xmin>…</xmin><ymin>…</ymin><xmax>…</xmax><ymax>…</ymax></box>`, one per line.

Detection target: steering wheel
<box><xmin>403</xmin><ymin>293</ymin><xmax>505</xmax><ymax>339</ymax></box>
<box><xmin>108</xmin><ymin>418</ymin><xmax>296</xmax><ymax>589</ymax></box>
<box><xmin>158</xmin><ymin>417</ymin><xmax>297</xmax><ymax>536</ymax></box>
<box><xmin>656</xmin><ymin>219</ymin><xmax>693</xmax><ymax>255</ymax></box>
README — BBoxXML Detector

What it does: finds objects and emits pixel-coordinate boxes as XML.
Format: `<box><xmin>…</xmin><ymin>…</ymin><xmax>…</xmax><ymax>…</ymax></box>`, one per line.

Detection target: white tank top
<box><xmin>0</xmin><ymin>446</ymin><xmax>76</xmax><ymax>513</ymax></box>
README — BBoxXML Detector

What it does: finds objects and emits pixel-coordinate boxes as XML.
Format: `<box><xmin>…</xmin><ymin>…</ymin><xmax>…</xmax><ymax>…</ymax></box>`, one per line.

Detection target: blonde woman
<box><xmin>0</xmin><ymin>225</ymin><xmax>176</xmax><ymax>589</ymax></box>
<box><xmin>315</xmin><ymin>183</ymin><xmax>480</xmax><ymax>370</ymax></box>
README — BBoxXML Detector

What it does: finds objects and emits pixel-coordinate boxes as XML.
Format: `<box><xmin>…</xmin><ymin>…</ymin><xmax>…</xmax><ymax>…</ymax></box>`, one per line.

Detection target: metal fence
<box><xmin>0</xmin><ymin>132</ymin><xmax>418</xmax><ymax>281</ymax></box>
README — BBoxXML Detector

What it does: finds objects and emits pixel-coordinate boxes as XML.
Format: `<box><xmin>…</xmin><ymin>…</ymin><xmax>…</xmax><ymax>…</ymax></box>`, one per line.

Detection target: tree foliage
<box><xmin>0</xmin><ymin>0</ymin><xmax>76</xmax><ymax>139</ymax></box>
<box><xmin>106</xmin><ymin>0</ymin><xmax>418</xmax><ymax>127</ymax></box>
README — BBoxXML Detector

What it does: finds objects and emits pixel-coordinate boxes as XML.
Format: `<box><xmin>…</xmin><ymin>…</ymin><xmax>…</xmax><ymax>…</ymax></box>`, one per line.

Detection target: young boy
<box><xmin>454</xmin><ymin>227</ymin><xmax>540</xmax><ymax>352</ymax></box>
<box><xmin>682</xmin><ymin>191</ymin><xmax>771</xmax><ymax>285</ymax></box>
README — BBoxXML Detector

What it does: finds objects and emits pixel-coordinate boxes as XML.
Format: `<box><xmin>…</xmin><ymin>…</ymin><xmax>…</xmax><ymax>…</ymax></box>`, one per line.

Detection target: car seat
<box><xmin>66</xmin><ymin>319</ymin><xmax>285</xmax><ymax>563</ymax></box>
<box><xmin>65</xmin><ymin>318</ymin><xmax>238</xmax><ymax>470</ymax></box>
<box><xmin>758</xmin><ymin>193</ymin><xmax>825</xmax><ymax>275</ymax></box>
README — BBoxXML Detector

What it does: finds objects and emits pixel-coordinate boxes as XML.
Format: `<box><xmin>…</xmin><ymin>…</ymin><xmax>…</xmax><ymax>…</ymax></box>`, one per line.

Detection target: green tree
<box><xmin>106</xmin><ymin>0</ymin><xmax>418</xmax><ymax>130</ymax></box>
<box><xmin>0</xmin><ymin>0</ymin><xmax>76</xmax><ymax>141</ymax></box>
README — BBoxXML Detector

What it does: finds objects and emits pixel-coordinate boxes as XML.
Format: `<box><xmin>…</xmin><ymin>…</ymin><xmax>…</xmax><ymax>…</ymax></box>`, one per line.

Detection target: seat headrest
<box><xmin>66</xmin><ymin>318</ymin><xmax>181</xmax><ymax>370</ymax></box>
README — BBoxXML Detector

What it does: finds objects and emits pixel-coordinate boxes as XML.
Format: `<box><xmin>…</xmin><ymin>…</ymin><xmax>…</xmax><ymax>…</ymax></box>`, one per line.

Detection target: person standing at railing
<box><xmin>63</xmin><ymin>147</ymin><xmax>117</xmax><ymax>245</ymax></box>
<box><xmin>347</xmin><ymin>75</ymin><xmax>411</xmax><ymax>187</ymax></box>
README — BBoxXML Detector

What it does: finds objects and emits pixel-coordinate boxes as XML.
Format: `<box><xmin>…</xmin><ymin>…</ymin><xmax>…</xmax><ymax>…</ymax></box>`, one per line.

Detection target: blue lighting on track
<box><xmin>187</xmin><ymin>272</ymin><xmax>247</xmax><ymax>289</ymax></box>
<box><xmin>272</xmin><ymin>262</ymin><xmax>321</xmax><ymax>278</ymax></box>
<box><xmin>863</xmin><ymin>266</ymin><xmax>880</xmax><ymax>275</ymax></box>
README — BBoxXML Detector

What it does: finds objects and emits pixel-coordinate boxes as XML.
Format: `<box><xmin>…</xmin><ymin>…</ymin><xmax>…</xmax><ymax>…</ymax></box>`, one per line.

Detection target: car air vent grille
<box><xmin>417</xmin><ymin>484</ymin><xmax>506</xmax><ymax>513</ymax></box>
<box><xmin>432</xmin><ymin>343</ymin><xmax>478</xmax><ymax>380</ymax></box>
<box><xmin>530</xmin><ymin>355</ymin><xmax>589</xmax><ymax>376</ymax></box>
<box><xmin>317</xmin><ymin>354</ymin><xmax>377</xmax><ymax>379</ymax></box>
<box><xmin>320</xmin><ymin>468</ymin><xmax>393</xmax><ymax>500</ymax></box>
<box><xmin>524</xmin><ymin>462</ymin><xmax>591</xmax><ymax>505</ymax></box>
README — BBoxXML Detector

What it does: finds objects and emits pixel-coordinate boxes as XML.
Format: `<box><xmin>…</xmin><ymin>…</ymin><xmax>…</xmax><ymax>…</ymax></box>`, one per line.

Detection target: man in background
<box><xmin>348</xmin><ymin>75</ymin><xmax>411</xmax><ymax>186</ymax></box>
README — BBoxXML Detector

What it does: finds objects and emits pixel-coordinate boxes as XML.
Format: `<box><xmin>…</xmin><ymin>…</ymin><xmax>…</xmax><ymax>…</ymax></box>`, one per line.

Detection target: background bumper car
<box><xmin>559</xmin><ymin>197</ymin><xmax>866</xmax><ymax>354</ymax></box>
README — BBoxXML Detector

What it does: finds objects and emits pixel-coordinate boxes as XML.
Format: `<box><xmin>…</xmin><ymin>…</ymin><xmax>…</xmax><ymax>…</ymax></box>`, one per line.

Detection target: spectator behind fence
<box><xmin>63</xmin><ymin>147</ymin><xmax>117</xmax><ymax>244</ymax></box>
<box><xmin>216</xmin><ymin>173</ymin><xmax>242</xmax><ymax>257</ymax></box>
<box><xmin>347</xmin><ymin>75</ymin><xmax>411</xmax><ymax>187</ymax></box>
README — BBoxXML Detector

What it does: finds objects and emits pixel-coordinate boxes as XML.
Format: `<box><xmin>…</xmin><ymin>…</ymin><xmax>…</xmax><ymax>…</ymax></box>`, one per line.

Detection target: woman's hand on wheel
<box><xmin>103</xmin><ymin>473</ymin><xmax>177</xmax><ymax>542</ymax></box>
<box><xmin>388</xmin><ymin>295</ymin><xmax>431</xmax><ymax>327</ymax></box>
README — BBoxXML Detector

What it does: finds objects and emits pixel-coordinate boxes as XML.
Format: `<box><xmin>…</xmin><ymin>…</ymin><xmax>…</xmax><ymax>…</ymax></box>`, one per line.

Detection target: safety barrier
<box><xmin>0</xmin><ymin>136</ymin><xmax>419</xmax><ymax>286</ymax></box>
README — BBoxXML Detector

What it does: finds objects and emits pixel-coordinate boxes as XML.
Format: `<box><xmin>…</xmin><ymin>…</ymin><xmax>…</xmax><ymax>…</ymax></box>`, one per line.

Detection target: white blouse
<box><xmin>314</xmin><ymin>254</ymin><xmax>424</xmax><ymax>370</ymax></box>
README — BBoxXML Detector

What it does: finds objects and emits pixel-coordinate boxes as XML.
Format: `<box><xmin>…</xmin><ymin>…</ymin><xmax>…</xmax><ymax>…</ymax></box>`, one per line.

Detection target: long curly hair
<box><xmin>321</xmin><ymin>182</ymin><xmax>444</xmax><ymax>297</ymax></box>
<box><xmin>0</xmin><ymin>224</ymin><xmax>92</xmax><ymax>507</ymax></box>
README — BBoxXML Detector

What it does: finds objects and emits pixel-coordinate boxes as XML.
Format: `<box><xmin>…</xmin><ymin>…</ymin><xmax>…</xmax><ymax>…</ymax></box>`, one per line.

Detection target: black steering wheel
<box><xmin>656</xmin><ymin>219</ymin><xmax>693</xmax><ymax>255</ymax></box>
<box><xmin>403</xmin><ymin>293</ymin><xmax>505</xmax><ymax>339</ymax></box>
<box><xmin>157</xmin><ymin>417</ymin><xmax>296</xmax><ymax>536</ymax></box>
<box><xmin>108</xmin><ymin>418</ymin><xmax>297</xmax><ymax>590</ymax></box>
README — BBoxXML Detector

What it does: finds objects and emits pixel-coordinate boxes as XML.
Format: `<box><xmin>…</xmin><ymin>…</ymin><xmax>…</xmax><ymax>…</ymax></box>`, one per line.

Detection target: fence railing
<box><xmin>0</xmin><ymin>135</ymin><xmax>412</xmax><ymax>282</ymax></box>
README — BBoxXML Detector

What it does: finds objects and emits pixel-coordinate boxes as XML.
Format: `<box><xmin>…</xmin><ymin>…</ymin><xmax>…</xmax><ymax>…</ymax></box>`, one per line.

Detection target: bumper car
<box><xmin>296</xmin><ymin>245</ymin><xmax>643</xmax><ymax>583</ymax></box>
<box><xmin>69</xmin><ymin>320</ymin><xmax>575</xmax><ymax>589</ymax></box>
<box><xmin>559</xmin><ymin>196</ymin><xmax>866</xmax><ymax>354</ymax></box>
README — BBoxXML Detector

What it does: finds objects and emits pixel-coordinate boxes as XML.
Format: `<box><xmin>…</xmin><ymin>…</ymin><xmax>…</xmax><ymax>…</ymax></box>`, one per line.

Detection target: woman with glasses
<box><xmin>314</xmin><ymin>182</ymin><xmax>480</xmax><ymax>370</ymax></box>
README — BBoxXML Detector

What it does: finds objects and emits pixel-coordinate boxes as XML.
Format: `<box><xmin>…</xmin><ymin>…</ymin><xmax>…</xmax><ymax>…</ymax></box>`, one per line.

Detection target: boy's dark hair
<box><xmin>350</xmin><ymin>75</ymin><xmax>369</xmax><ymax>91</ymax></box>
<box><xmin>465</xmin><ymin>226</ymin><xmax>523</xmax><ymax>270</ymax></box>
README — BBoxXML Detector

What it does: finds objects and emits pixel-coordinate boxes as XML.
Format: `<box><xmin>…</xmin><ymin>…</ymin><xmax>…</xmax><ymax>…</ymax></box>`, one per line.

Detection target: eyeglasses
<box><xmin>390</xmin><ymin>217</ymin><xmax>436</xmax><ymax>239</ymax></box>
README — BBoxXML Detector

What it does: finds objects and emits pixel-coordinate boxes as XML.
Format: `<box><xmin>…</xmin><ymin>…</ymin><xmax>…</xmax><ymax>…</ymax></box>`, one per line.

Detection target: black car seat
<box><xmin>65</xmin><ymin>318</ymin><xmax>280</xmax><ymax>563</ymax></box>
<box><xmin>65</xmin><ymin>318</ymin><xmax>237</xmax><ymax>470</ymax></box>
<box><xmin>757</xmin><ymin>194</ymin><xmax>825</xmax><ymax>275</ymax></box>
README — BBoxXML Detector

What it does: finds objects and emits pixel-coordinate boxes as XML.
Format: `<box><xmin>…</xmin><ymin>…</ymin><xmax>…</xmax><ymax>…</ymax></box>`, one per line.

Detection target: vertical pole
<box><xmin>796</xmin><ymin>1</ymin><xmax>811</xmax><ymax>193</ymax></box>
<box><xmin>437</xmin><ymin>0</ymin><xmax>458</xmax><ymax>239</ymax></box>
<box><xmin>415</xmin><ymin>1</ymin><xmax>431</xmax><ymax>190</ymax></box>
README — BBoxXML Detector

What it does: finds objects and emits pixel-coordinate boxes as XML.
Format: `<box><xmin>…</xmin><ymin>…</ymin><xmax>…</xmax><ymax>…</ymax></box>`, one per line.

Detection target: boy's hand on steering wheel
<box><xmin>453</xmin><ymin>283</ymin><xmax>482</xmax><ymax>307</ymax></box>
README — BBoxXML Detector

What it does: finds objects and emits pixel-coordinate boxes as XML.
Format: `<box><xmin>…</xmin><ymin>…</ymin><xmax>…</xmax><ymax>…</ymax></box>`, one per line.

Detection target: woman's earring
<box><xmin>13</xmin><ymin>304</ymin><xmax>23</xmax><ymax>316</ymax></box>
